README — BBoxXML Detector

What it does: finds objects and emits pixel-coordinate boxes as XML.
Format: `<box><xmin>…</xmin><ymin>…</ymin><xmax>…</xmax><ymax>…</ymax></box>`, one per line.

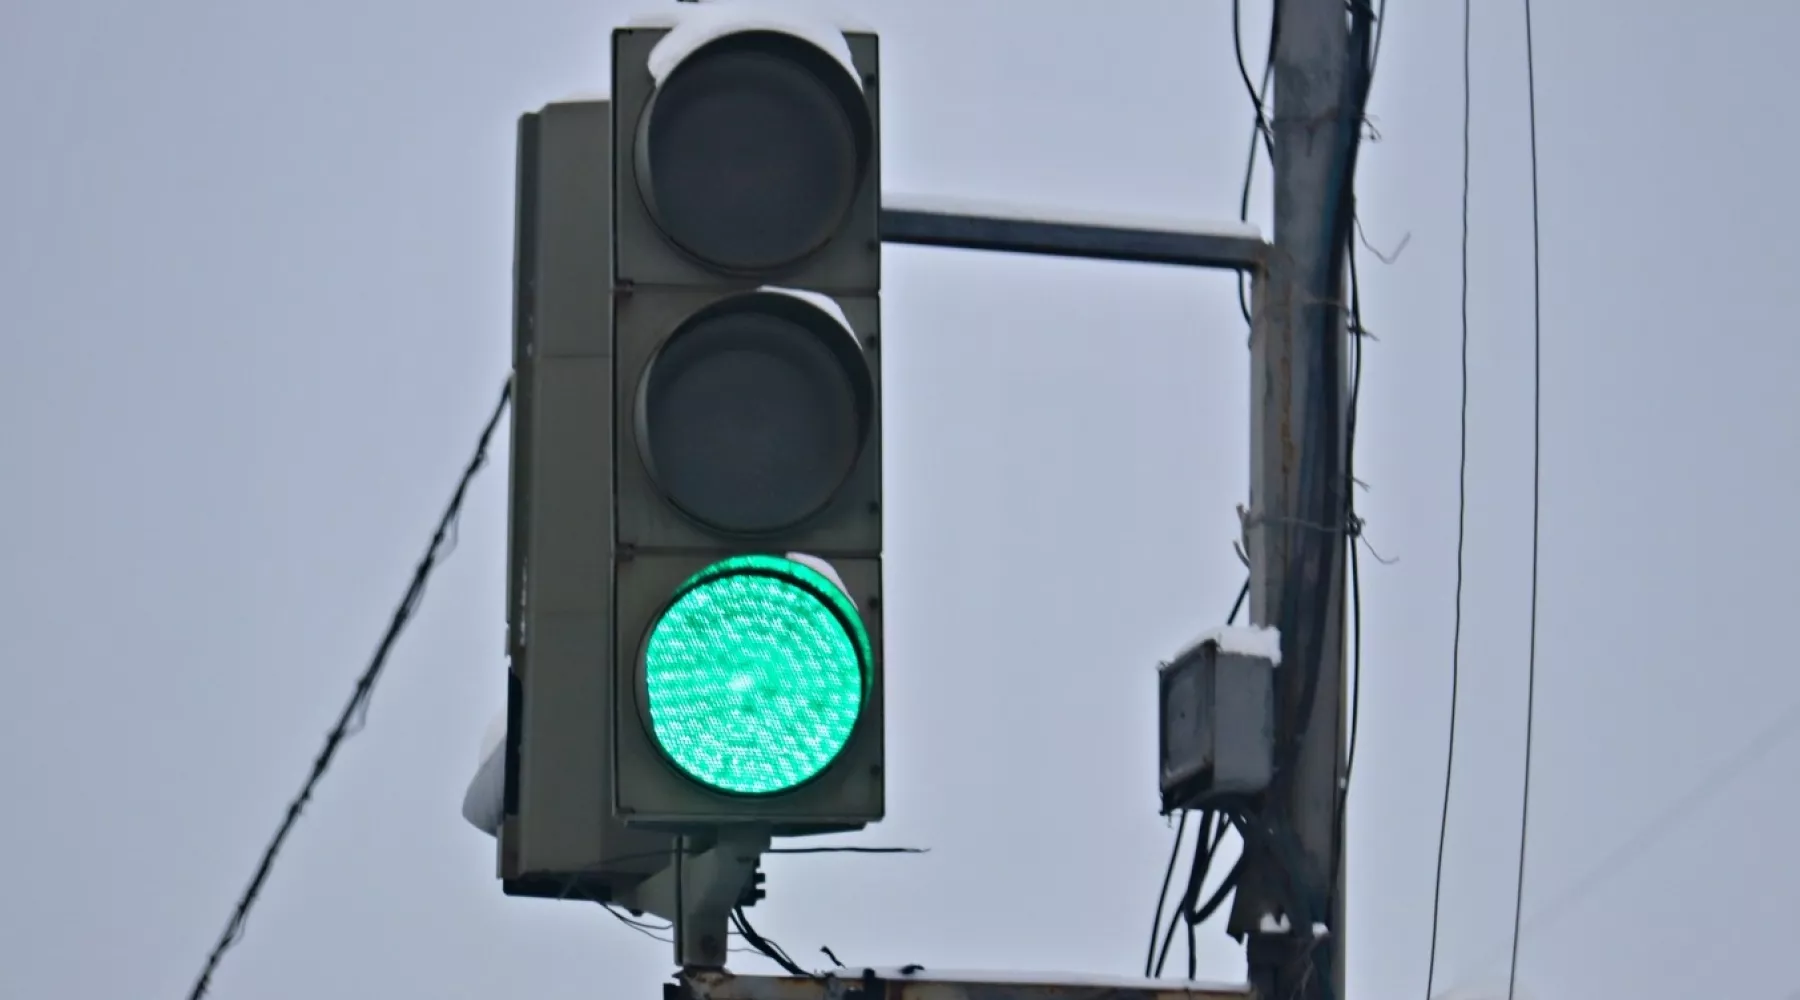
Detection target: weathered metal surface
<box><xmin>670</xmin><ymin>968</ymin><xmax>1254</xmax><ymax>1000</ymax></box>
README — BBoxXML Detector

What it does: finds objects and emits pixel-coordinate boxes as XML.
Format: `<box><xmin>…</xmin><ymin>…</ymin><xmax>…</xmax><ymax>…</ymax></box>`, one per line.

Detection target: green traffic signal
<box><xmin>641</xmin><ymin>555</ymin><xmax>871</xmax><ymax>796</ymax></box>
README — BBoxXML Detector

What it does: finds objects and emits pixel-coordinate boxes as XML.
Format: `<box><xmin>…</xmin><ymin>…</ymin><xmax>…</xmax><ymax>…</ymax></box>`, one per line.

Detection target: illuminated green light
<box><xmin>642</xmin><ymin>555</ymin><xmax>869</xmax><ymax>796</ymax></box>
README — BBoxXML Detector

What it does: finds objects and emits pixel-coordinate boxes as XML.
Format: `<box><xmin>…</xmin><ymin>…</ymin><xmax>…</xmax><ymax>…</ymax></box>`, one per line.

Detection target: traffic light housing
<box><xmin>500</xmin><ymin>101</ymin><xmax>673</xmax><ymax>900</ymax></box>
<box><xmin>609</xmin><ymin>20</ymin><xmax>885</xmax><ymax>834</ymax></box>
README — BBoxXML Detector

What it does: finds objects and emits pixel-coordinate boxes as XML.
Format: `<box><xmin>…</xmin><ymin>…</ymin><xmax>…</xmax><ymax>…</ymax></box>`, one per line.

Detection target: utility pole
<box><xmin>1233</xmin><ymin>0</ymin><xmax>1358</xmax><ymax>997</ymax></box>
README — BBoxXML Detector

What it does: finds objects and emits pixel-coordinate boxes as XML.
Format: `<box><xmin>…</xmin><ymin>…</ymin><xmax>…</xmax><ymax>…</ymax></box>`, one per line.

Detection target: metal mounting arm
<box><xmin>617</xmin><ymin>828</ymin><xmax>772</xmax><ymax>970</ymax></box>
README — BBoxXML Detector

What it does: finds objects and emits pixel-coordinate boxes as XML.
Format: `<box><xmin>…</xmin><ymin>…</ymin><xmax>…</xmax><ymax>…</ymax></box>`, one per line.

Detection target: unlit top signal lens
<box><xmin>636</xmin><ymin>32</ymin><xmax>871</xmax><ymax>274</ymax></box>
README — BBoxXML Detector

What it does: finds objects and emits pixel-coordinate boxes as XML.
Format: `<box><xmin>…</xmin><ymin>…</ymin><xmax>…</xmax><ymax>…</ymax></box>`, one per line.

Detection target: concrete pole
<box><xmin>1236</xmin><ymin>0</ymin><xmax>1353</xmax><ymax>996</ymax></box>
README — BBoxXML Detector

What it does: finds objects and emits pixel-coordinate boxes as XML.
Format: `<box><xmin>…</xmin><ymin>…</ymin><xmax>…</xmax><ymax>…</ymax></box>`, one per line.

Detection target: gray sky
<box><xmin>3</xmin><ymin>2</ymin><xmax>1797</xmax><ymax>998</ymax></box>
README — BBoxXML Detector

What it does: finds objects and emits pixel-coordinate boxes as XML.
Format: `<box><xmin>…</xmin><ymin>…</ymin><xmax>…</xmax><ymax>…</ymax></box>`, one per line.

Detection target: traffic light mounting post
<box><xmin>617</xmin><ymin>829</ymin><xmax>772</xmax><ymax>970</ymax></box>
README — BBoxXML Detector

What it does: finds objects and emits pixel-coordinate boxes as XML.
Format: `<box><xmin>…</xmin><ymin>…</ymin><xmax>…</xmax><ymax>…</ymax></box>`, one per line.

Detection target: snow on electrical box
<box><xmin>1175</xmin><ymin>623</ymin><xmax>1283</xmax><ymax>667</ymax></box>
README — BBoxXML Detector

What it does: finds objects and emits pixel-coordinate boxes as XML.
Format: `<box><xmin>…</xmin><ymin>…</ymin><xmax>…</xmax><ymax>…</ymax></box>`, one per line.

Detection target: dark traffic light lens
<box><xmin>641</xmin><ymin>555</ymin><xmax>871</xmax><ymax>796</ymax></box>
<box><xmin>638</xmin><ymin>293</ymin><xmax>874</xmax><ymax>535</ymax></box>
<box><xmin>637</xmin><ymin>33</ymin><xmax>871</xmax><ymax>274</ymax></box>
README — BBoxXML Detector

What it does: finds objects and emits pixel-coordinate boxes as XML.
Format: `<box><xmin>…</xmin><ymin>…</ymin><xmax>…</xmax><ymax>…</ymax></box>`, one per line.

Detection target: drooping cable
<box><xmin>1324</xmin><ymin>5</ymin><xmax>1388</xmax><ymax>928</ymax></box>
<box><xmin>183</xmin><ymin>379</ymin><xmax>513</xmax><ymax>1000</ymax></box>
<box><xmin>1507</xmin><ymin>0</ymin><xmax>1545</xmax><ymax>995</ymax></box>
<box><xmin>1147</xmin><ymin>811</ymin><xmax>1192</xmax><ymax>977</ymax></box>
<box><xmin>1424</xmin><ymin>1</ymin><xmax>1473</xmax><ymax>995</ymax></box>
<box><xmin>1154</xmin><ymin>809</ymin><xmax>1238</xmax><ymax>979</ymax></box>
<box><xmin>1328</xmin><ymin>203</ymin><xmax>1370</xmax><ymax>937</ymax></box>
<box><xmin>1157</xmin><ymin>810</ymin><xmax>1218</xmax><ymax>977</ymax></box>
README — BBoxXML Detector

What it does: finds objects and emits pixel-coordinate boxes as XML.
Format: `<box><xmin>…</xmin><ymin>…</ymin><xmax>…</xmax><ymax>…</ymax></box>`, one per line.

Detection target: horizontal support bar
<box><xmin>879</xmin><ymin>208</ymin><xmax>1268</xmax><ymax>272</ymax></box>
<box><xmin>674</xmin><ymin>969</ymin><xmax>1253</xmax><ymax>1000</ymax></box>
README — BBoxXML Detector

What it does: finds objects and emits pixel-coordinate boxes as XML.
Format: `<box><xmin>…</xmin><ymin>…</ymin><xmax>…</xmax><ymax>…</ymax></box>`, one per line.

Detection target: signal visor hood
<box><xmin>628</xmin><ymin>1</ymin><xmax>865</xmax><ymax>90</ymax></box>
<box><xmin>461</xmin><ymin>714</ymin><xmax>505</xmax><ymax>838</ymax></box>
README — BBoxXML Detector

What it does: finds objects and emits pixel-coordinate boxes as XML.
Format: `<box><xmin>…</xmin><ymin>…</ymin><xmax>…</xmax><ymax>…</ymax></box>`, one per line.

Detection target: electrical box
<box><xmin>1158</xmin><ymin>625</ymin><xmax>1279</xmax><ymax>812</ymax></box>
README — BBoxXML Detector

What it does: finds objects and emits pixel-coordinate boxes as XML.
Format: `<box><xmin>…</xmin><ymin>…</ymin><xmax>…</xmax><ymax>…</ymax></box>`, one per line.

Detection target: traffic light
<box><xmin>500</xmin><ymin>101</ymin><xmax>672</xmax><ymax>900</ymax></box>
<box><xmin>608</xmin><ymin>19</ymin><xmax>885</xmax><ymax>834</ymax></box>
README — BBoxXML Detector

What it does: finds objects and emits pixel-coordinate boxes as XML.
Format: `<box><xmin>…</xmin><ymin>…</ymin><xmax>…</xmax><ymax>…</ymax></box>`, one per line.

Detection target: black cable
<box><xmin>1271</xmin><ymin>0</ymin><xmax>1374</xmax><ymax>803</ymax></box>
<box><xmin>1232</xmin><ymin>0</ymin><xmax>1275</xmax><ymax>162</ymax></box>
<box><xmin>1268</xmin><ymin>0</ymin><xmax>1384</xmax><ymax>968</ymax></box>
<box><xmin>1233</xmin><ymin>3</ymin><xmax>1277</xmax><ymax>327</ymax></box>
<box><xmin>183</xmin><ymin>379</ymin><xmax>513</xmax><ymax>1000</ymax></box>
<box><xmin>605</xmin><ymin>904</ymin><xmax>674</xmax><ymax>938</ymax></box>
<box><xmin>605</xmin><ymin>905</ymin><xmax>759</xmax><ymax>956</ymax></box>
<box><xmin>1268</xmin><ymin>7</ymin><xmax>1376</xmax><ymax>994</ymax></box>
<box><xmin>1424</xmin><ymin>2</ymin><xmax>1473</xmax><ymax>996</ymax></box>
<box><xmin>732</xmin><ymin>907</ymin><xmax>811</xmax><ymax>978</ymax></box>
<box><xmin>1188</xmin><ymin>859</ymin><xmax>1246</xmax><ymax>980</ymax></box>
<box><xmin>1508</xmin><ymin>1</ymin><xmax>1544</xmax><ymax>996</ymax></box>
<box><xmin>1156</xmin><ymin>810</ymin><xmax>1233</xmax><ymax>978</ymax></box>
<box><xmin>1326</xmin><ymin>212</ymin><xmax>1370</xmax><ymax>936</ymax></box>
<box><xmin>1193</xmin><ymin>859</ymin><xmax>1245</xmax><ymax>928</ymax></box>
<box><xmin>1156</xmin><ymin>810</ymin><xmax>1215</xmax><ymax>977</ymax></box>
<box><xmin>1146</xmin><ymin>811</ymin><xmax>1191</xmax><ymax>977</ymax></box>
<box><xmin>1159</xmin><ymin>812</ymin><xmax>1216</xmax><ymax>978</ymax></box>
<box><xmin>1227</xmin><ymin>577</ymin><xmax>1250</xmax><ymax>628</ymax></box>
<box><xmin>1184</xmin><ymin>817</ymin><xmax>1249</xmax><ymax>979</ymax></box>
<box><xmin>1218</xmin><ymin>5</ymin><xmax>1373</xmax><ymax>992</ymax></box>
<box><xmin>1370</xmin><ymin>0</ymin><xmax>1391</xmax><ymax>84</ymax></box>
<box><xmin>1263</xmin><ymin>0</ymin><xmax>1372</xmax><ymax>917</ymax></box>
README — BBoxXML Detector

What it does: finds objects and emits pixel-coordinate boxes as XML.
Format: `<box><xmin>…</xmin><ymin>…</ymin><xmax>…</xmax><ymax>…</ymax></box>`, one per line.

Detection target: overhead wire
<box><xmin>1450</xmin><ymin>692</ymin><xmax>1800</xmax><ymax>990</ymax></box>
<box><xmin>1507</xmin><ymin>0</ymin><xmax>1545</xmax><ymax>995</ymax></box>
<box><xmin>183</xmin><ymin>378</ymin><xmax>514</xmax><ymax>1000</ymax></box>
<box><xmin>1424</xmin><ymin>0</ymin><xmax>1473</xmax><ymax>995</ymax></box>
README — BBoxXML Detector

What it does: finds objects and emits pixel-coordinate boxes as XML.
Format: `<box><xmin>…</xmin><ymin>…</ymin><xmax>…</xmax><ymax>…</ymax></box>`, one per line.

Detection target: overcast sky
<box><xmin>4</xmin><ymin>1</ymin><xmax>1798</xmax><ymax>998</ymax></box>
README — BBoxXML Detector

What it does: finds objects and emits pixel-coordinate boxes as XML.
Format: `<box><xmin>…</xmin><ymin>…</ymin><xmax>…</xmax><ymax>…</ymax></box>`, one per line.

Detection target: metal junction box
<box><xmin>1158</xmin><ymin>625</ymin><xmax>1279</xmax><ymax>813</ymax></box>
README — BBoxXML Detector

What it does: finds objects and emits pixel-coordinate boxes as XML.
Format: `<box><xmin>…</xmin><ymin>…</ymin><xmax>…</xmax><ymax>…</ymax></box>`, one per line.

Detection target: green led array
<box><xmin>642</xmin><ymin>555</ymin><xmax>869</xmax><ymax>796</ymax></box>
